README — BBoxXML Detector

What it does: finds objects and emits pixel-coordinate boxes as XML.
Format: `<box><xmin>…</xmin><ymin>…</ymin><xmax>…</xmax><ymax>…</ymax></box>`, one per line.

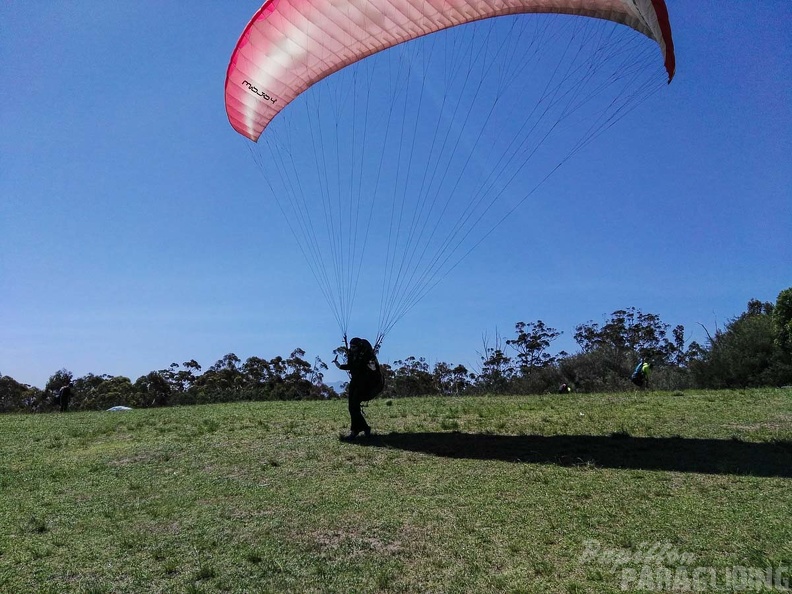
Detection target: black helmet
<box><xmin>349</xmin><ymin>337</ymin><xmax>373</xmax><ymax>355</ymax></box>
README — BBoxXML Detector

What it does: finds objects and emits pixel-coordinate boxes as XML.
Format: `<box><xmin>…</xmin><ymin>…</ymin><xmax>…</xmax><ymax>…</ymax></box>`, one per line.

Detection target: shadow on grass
<box><xmin>355</xmin><ymin>432</ymin><xmax>792</xmax><ymax>477</ymax></box>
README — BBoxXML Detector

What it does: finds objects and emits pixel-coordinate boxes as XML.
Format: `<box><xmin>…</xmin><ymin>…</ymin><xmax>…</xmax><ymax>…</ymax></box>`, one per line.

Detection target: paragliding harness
<box><xmin>347</xmin><ymin>337</ymin><xmax>385</xmax><ymax>401</ymax></box>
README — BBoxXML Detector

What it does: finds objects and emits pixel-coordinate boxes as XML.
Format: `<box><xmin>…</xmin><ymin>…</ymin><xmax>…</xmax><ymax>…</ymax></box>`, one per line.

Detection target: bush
<box><xmin>691</xmin><ymin>300</ymin><xmax>792</xmax><ymax>388</ymax></box>
<box><xmin>559</xmin><ymin>349</ymin><xmax>634</xmax><ymax>393</ymax></box>
<box><xmin>0</xmin><ymin>375</ymin><xmax>44</xmax><ymax>413</ymax></box>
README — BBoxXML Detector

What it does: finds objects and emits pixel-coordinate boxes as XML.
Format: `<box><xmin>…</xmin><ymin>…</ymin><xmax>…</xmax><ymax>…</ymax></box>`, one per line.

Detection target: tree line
<box><xmin>2</xmin><ymin>288</ymin><xmax>790</xmax><ymax>413</ymax></box>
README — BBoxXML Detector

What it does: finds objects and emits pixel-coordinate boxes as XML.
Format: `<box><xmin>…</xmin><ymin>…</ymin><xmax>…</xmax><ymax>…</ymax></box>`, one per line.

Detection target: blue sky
<box><xmin>2</xmin><ymin>2</ymin><xmax>790</xmax><ymax>389</ymax></box>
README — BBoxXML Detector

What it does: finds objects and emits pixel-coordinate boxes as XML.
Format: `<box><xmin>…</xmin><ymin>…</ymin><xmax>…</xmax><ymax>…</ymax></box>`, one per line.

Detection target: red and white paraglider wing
<box><xmin>225</xmin><ymin>0</ymin><xmax>675</xmax><ymax>142</ymax></box>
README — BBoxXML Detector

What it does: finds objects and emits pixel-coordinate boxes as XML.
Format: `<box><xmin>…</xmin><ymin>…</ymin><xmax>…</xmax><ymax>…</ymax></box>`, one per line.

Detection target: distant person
<box><xmin>58</xmin><ymin>383</ymin><xmax>72</xmax><ymax>412</ymax></box>
<box><xmin>558</xmin><ymin>383</ymin><xmax>571</xmax><ymax>394</ymax></box>
<box><xmin>333</xmin><ymin>337</ymin><xmax>384</xmax><ymax>440</ymax></box>
<box><xmin>630</xmin><ymin>360</ymin><xmax>653</xmax><ymax>389</ymax></box>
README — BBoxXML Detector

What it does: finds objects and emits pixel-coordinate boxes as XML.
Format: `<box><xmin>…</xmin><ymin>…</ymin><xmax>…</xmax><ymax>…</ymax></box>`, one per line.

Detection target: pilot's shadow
<box><xmin>356</xmin><ymin>431</ymin><xmax>792</xmax><ymax>477</ymax></box>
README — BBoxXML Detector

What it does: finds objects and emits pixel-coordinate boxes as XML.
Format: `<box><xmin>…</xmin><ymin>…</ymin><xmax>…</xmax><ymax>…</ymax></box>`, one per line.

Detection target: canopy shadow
<box><xmin>354</xmin><ymin>432</ymin><xmax>792</xmax><ymax>477</ymax></box>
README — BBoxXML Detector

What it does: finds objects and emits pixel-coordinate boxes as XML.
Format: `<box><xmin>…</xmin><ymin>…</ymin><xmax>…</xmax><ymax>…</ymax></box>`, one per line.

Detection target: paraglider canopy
<box><xmin>225</xmin><ymin>0</ymin><xmax>674</xmax><ymax>142</ymax></box>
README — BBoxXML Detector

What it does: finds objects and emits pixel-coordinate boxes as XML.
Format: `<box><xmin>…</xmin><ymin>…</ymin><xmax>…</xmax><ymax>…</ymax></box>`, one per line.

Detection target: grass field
<box><xmin>1</xmin><ymin>389</ymin><xmax>790</xmax><ymax>593</ymax></box>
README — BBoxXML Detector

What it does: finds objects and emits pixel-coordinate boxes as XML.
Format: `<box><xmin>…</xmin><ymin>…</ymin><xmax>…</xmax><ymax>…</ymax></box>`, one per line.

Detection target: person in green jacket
<box><xmin>631</xmin><ymin>359</ymin><xmax>653</xmax><ymax>388</ymax></box>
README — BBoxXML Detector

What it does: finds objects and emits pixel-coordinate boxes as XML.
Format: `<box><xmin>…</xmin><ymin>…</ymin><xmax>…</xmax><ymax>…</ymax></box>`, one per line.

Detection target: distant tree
<box><xmin>308</xmin><ymin>356</ymin><xmax>334</xmax><ymax>399</ymax></box>
<box><xmin>506</xmin><ymin>320</ymin><xmax>563</xmax><ymax>376</ymax></box>
<box><xmin>432</xmin><ymin>362</ymin><xmax>453</xmax><ymax>395</ymax></box>
<box><xmin>284</xmin><ymin>348</ymin><xmax>312</xmax><ymax>385</ymax></box>
<box><xmin>0</xmin><ymin>374</ymin><xmax>43</xmax><ymax>413</ymax></box>
<box><xmin>774</xmin><ymin>287</ymin><xmax>792</xmax><ymax>355</ymax></box>
<box><xmin>663</xmin><ymin>324</ymin><xmax>704</xmax><ymax>385</ymax></box>
<box><xmin>134</xmin><ymin>370</ymin><xmax>172</xmax><ymax>407</ymax></box>
<box><xmin>450</xmin><ymin>364</ymin><xmax>473</xmax><ymax>394</ymax></box>
<box><xmin>475</xmin><ymin>331</ymin><xmax>514</xmax><ymax>393</ymax></box>
<box><xmin>746</xmin><ymin>298</ymin><xmax>774</xmax><ymax>317</ymax></box>
<box><xmin>237</xmin><ymin>350</ymin><xmax>330</xmax><ymax>400</ymax></box>
<box><xmin>271</xmin><ymin>348</ymin><xmax>329</xmax><ymax>400</ymax></box>
<box><xmin>74</xmin><ymin>374</ymin><xmax>135</xmax><ymax>410</ymax></box>
<box><xmin>692</xmin><ymin>299</ymin><xmax>791</xmax><ymax>388</ymax></box>
<box><xmin>241</xmin><ymin>356</ymin><xmax>276</xmax><ymax>399</ymax></box>
<box><xmin>388</xmin><ymin>357</ymin><xmax>435</xmax><ymax>397</ymax></box>
<box><xmin>565</xmin><ymin>308</ymin><xmax>701</xmax><ymax>391</ymax></box>
<box><xmin>183</xmin><ymin>359</ymin><xmax>202</xmax><ymax>373</ymax></box>
<box><xmin>574</xmin><ymin>308</ymin><xmax>676</xmax><ymax>363</ymax></box>
<box><xmin>212</xmin><ymin>353</ymin><xmax>243</xmax><ymax>373</ymax></box>
<box><xmin>194</xmin><ymin>353</ymin><xmax>245</xmax><ymax>401</ymax></box>
<box><xmin>95</xmin><ymin>375</ymin><xmax>136</xmax><ymax>408</ymax></box>
<box><xmin>433</xmin><ymin>362</ymin><xmax>471</xmax><ymax>395</ymax></box>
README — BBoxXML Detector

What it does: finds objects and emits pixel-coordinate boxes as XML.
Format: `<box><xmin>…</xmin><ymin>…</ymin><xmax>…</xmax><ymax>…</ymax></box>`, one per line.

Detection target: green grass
<box><xmin>1</xmin><ymin>389</ymin><xmax>790</xmax><ymax>593</ymax></box>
